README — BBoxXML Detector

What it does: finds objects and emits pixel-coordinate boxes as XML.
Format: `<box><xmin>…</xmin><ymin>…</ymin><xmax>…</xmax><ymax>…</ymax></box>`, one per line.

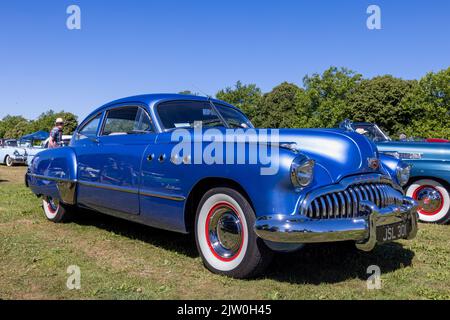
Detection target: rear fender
<box><xmin>26</xmin><ymin>147</ymin><xmax>78</xmax><ymax>205</ymax></box>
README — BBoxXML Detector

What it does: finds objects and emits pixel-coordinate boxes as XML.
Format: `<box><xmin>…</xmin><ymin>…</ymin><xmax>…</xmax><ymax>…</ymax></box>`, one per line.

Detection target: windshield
<box><xmin>352</xmin><ymin>123</ymin><xmax>391</xmax><ymax>142</ymax></box>
<box><xmin>6</xmin><ymin>140</ymin><xmax>18</xmax><ymax>147</ymax></box>
<box><xmin>214</xmin><ymin>104</ymin><xmax>254</xmax><ymax>129</ymax></box>
<box><xmin>156</xmin><ymin>100</ymin><xmax>254</xmax><ymax>130</ymax></box>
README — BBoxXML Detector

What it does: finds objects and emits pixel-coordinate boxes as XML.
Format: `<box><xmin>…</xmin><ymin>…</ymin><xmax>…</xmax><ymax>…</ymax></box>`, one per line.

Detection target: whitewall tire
<box><xmin>195</xmin><ymin>187</ymin><xmax>273</xmax><ymax>278</ymax></box>
<box><xmin>5</xmin><ymin>156</ymin><xmax>13</xmax><ymax>167</ymax></box>
<box><xmin>42</xmin><ymin>197</ymin><xmax>74</xmax><ymax>223</ymax></box>
<box><xmin>406</xmin><ymin>179</ymin><xmax>450</xmax><ymax>224</ymax></box>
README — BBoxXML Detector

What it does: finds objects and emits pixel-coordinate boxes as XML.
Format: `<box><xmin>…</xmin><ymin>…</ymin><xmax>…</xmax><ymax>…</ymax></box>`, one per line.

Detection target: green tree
<box><xmin>345</xmin><ymin>75</ymin><xmax>417</xmax><ymax>137</ymax></box>
<box><xmin>29</xmin><ymin>110</ymin><xmax>78</xmax><ymax>135</ymax></box>
<box><xmin>0</xmin><ymin>115</ymin><xmax>29</xmax><ymax>139</ymax></box>
<box><xmin>216</xmin><ymin>81</ymin><xmax>262</xmax><ymax>121</ymax></box>
<box><xmin>253</xmin><ymin>82</ymin><xmax>308</xmax><ymax>128</ymax></box>
<box><xmin>401</xmin><ymin>67</ymin><xmax>450</xmax><ymax>139</ymax></box>
<box><xmin>303</xmin><ymin>67</ymin><xmax>363</xmax><ymax>128</ymax></box>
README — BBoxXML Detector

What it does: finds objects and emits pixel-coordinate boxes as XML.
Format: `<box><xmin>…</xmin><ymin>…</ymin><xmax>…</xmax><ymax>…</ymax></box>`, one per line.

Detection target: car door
<box><xmin>139</xmin><ymin>100</ymin><xmax>223</xmax><ymax>232</ymax></box>
<box><xmin>76</xmin><ymin>105</ymin><xmax>155</xmax><ymax>216</ymax></box>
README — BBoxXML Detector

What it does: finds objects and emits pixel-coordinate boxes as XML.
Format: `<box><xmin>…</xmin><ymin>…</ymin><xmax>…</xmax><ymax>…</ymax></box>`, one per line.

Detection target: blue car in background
<box><xmin>26</xmin><ymin>94</ymin><xmax>418</xmax><ymax>278</ymax></box>
<box><xmin>344</xmin><ymin>121</ymin><xmax>450</xmax><ymax>224</ymax></box>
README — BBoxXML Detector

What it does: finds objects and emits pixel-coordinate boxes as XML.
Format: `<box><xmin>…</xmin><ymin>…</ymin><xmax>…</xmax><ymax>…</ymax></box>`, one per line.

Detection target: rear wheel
<box><xmin>195</xmin><ymin>187</ymin><xmax>273</xmax><ymax>278</ymax></box>
<box><xmin>42</xmin><ymin>196</ymin><xmax>74</xmax><ymax>223</ymax></box>
<box><xmin>406</xmin><ymin>179</ymin><xmax>450</xmax><ymax>224</ymax></box>
<box><xmin>5</xmin><ymin>156</ymin><xmax>14</xmax><ymax>167</ymax></box>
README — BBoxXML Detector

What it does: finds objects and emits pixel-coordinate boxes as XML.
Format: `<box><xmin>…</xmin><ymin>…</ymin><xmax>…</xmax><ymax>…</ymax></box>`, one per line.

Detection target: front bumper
<box><xmin>254</xmin><ymin>197</ymin><xmax>418</xmax><ymax>251</ymax></box>
<box><xmin>11</xmin><ymin>155</ymin><xmax>27</xmax><ymax>164</ymax></box>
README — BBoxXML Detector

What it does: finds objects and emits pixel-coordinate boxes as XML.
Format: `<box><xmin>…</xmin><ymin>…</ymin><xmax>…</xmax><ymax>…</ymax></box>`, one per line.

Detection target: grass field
<box><xmin>0</xmin><ymin>166</ymin><xmax>449</xmax><ymax>300</ymax></box>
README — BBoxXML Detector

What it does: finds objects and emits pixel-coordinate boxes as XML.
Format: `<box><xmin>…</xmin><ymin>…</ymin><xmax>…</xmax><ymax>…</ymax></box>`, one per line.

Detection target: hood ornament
<box><xmin>368</xmin><ymin>158</ymin><xmax>380</xmax><ymax>170</ymax></box>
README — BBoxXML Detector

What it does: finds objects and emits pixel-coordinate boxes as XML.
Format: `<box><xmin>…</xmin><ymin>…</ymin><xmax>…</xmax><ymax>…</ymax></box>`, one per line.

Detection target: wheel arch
<box><xmin>406</xmin><ymin>175</ymin><xmax>450</xmax><ymax>191</ymax></box>
<box><xmin>184</xmin><ymin>177</ymin><xmax>255</xmax><ymax>233</ymax></box>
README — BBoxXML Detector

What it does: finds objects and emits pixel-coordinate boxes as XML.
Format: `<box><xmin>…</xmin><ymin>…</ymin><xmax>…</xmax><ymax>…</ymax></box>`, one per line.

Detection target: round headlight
<box><xmin>396</xmin><ymin>162</ymin><xmax>411</xmax><ymax>186</ymax></box>
<box><xmin>14</xmin><ymin>150</ymin><xmax>19</xmax><ymax>156</ymax></box>
<box><xmin>290</xmin><ymin>156</ymin><xmax>315</xmax><ymax>188</ymax></box>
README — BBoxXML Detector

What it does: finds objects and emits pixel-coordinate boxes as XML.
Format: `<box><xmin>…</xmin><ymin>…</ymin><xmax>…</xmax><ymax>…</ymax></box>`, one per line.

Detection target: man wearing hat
<box><xmin>49</xmin><ymin>118</ymin><xmax>64</xmax><ymax>149</ymax></box>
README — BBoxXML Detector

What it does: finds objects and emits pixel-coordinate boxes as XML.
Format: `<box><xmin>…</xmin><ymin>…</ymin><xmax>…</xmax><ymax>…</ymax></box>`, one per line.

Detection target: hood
<box><xmin>158</xmin><ymin>127</ymin><xmax>383</xmax><ymax>183</ymax></box>
<box><xmin>277</xmin><ymin>128</ymin><xmax>382</xmax><ymax>182</ymax></box>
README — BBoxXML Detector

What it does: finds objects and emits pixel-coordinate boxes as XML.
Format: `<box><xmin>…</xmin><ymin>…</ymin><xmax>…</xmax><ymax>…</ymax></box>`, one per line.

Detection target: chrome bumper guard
<box><xmin>254</xmin><ymin>197</ymin><xmax>418</xmax><ymax>252</ymax></box>
<box><xmin>12</xmin><ymin>156</ymin><xmax>27</xmax><ymax>163</ymax></box>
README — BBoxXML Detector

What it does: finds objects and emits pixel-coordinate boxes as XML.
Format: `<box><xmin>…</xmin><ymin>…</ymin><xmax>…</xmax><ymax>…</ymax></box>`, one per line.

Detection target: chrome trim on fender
<box><xmin>140</xmin><ymin>190</ymin><xmax>185</xmax><ymax>202</ymax></box>
<box><xmin>254</xmin><ymin>196</ymin><xmax>418</xmax><ymax>252</ymax></box>
<box><xmin>78</xmin><ymin>180</ymin><xmax>186</xmax><ymax>201</ymax></box>
<box><xmin>78</xmin><ymin>180</ymin><xmax>138</xmax><ymax>194</ymax></box>
<box><xmin>27</xmin><ymin>173</ymin><xmax>77</xmax><ymax>205</ymax></box>
<box><xmin>28</xmin><ymin>173</ymin><xmax>75</xmax><ymax>184</ymax></box>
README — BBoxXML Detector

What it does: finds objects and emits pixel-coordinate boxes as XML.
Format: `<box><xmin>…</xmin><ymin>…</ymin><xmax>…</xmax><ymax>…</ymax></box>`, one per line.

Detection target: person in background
<box><xmin>399</xmin><ymin>133</ymin><xmax>408</xmax><ymax>141</ymax></box>
<box><xmin>49</xmin><ymin>118</ymin><xmax>64</xmax><ymax>149</ymax></box>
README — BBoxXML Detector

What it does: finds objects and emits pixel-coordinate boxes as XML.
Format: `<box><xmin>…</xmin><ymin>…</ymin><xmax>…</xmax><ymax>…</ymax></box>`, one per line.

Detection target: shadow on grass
<box><xmin>71</xmin><ymin>209</ymin><xmax>414</xmax><ymax>284</ymax></box>
<box><xmin>266</xmin><ymin>241</ymin><xmax>414</xmax><ymax>284</ymax></box>
<box><xmin>0</xmin><ymin>179</ymin><xmax>9</xmax><ymax>183</ymax></box>
<box><xmin>71</xmin><ymin>209</ymin><xmax>198</xmax><ymax>258</ymax></box>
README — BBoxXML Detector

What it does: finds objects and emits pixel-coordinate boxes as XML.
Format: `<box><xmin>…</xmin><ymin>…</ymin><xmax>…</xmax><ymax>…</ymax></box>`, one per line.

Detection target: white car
<box><xmin>0</xmin><ymin>139</ymin><xmax>28</xmax><ymax>166</ymax></box>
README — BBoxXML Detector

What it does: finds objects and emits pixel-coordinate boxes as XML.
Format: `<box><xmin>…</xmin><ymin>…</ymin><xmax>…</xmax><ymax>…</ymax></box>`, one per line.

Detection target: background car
<box><xmin>0</xmin><ymin>139</ymin><xmax>28</xmax><ymax>167</ymax></box>
<box><xmin>342</xmin><ymin>120</ymin><xmax>450</xmax><ymax>224</ymax></box>
<box><xmin>26</xmin><ymin>94</ymin><xmax>418</xmax><ymax>278</ymax></box>
<box><xmin>25</xmin><ymin>135</ymin><xmax>72</xmax><ymax>166</ymax></box>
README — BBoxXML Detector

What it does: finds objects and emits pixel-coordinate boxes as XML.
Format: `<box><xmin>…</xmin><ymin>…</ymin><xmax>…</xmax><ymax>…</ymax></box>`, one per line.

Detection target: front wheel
<box><xmin>42</xmin><ymin>197</ymin><xmax>74</xmax><ymax>223</ymax></box>
<box><xmin>5</xmin><ymin>156</ymin><xmax>14</xmax><ymax>167</ymax></box>
<box><xmin>195</xmin><ymin>187</ymin><xmax>273</xmax><ymax>278</ymax></box>
<box><xmin>406</xmin><ymin>179</ymin><xmax>450</xmax><ymax>224</ymax></box>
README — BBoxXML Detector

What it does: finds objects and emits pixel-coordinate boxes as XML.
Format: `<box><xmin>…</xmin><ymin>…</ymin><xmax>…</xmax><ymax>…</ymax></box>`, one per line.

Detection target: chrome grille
<box><xmin>304</xmin><ymin>183</ymin><xmax>404</xmax><ymax>219</ymax></box>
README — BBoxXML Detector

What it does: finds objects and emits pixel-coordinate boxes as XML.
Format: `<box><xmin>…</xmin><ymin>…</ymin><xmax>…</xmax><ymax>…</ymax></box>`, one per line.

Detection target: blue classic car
<box><xmin>344</xmin><ymin>121</ymin><xmax>450</xmax><ymax>225</ymax></box>
<box><xmin>26</xmin><ymin>94</ymin><xmax>418</xmax><ymax>278</ymax></box>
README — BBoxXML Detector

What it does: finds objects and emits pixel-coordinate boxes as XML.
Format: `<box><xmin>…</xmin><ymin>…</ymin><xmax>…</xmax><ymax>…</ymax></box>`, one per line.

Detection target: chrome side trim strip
<box><xmin>78</xmin><ymin>180</ymin><xmax>138</xmax><ymax>194</ymax></box>
<box><xmin>78</xmin><ymin>180</ymin><xmax>185</xmax><ymax>202</ymax></box>
<box><xmin>29</xmin><ymin>173</ymin><xmax>76</xmax><ymax>184</ymax></box>
<box><xmin>140</xmin><ymin>190</ymin><xmax>186</xmax><ymax>202</ymax></box>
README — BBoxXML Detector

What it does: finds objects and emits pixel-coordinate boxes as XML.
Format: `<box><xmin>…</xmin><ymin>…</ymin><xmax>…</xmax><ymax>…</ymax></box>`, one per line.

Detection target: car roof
<box><xmin>82</xmin><ymin>93</ymin><xmax>239</xmax><ymax>126</ymax></box>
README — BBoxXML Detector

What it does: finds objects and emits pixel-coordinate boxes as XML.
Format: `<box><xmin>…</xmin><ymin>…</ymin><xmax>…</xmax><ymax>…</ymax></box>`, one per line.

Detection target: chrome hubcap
<box><xmin>207</xmin><ymin>205</ymin><xmax>243</xmax><ymax>260</ymax></box>
<box><xmin>47</xmin><ymin>197</ymin><xmax>59</xmax><ymax>213</ymax></box>
<box><xmin>415</xmin><ymin>186</ymin><xmax>443</xmax><ymax>215</ymax></box>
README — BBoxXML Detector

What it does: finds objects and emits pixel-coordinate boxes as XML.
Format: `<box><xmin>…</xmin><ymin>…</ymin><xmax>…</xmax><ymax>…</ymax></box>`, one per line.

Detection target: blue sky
<box><xmin>0</xmin><ymin>0</ymin><xmax>449</xmax><ymax>120</ymax></box>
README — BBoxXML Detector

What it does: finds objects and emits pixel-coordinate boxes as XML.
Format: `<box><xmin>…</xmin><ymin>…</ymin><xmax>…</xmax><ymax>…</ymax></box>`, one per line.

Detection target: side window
<box><xmin>102</xmin><ymin>107</ymin><xmax>153</xmax><ymax>136</ymax></box>
<box><xmin>78</xmin><ymin>114</ymin><xmax>102</xmax><ymax>139</ymax></box>
<box><xmin>134</xmin><ymin>108</ymin><xmax>154</xmax><ymax>132</ymax></box>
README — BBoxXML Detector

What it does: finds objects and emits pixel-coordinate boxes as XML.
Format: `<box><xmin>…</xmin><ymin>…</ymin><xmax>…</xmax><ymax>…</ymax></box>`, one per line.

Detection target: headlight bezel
<box><xmin>290</xmin><ymin>156</ymin><xmax>315</xmax><ymax>188</ymax></box>
<box><xmin>396</xmin><ymin>162</ymin><xmax>411</xmax><ymax>186</ymax></box>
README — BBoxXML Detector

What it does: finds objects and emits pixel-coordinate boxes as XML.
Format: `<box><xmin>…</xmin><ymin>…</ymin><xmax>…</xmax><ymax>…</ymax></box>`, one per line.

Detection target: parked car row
<box><xmin>0</xmin><ymin>135</ymin><xmax>72</xmax><ymax>167</ymax></box>
<box><xmin>26</xmin><ymin>94</ymin><xmax>423</xmax><ymax>278</ymax></box>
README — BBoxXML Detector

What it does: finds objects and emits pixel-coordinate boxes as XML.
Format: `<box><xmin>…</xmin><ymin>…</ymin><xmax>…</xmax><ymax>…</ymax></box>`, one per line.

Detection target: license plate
<box><xmin>376</xmin><ymin>221</ymin><xmax>409</xmax><ymax>243</ymax></box>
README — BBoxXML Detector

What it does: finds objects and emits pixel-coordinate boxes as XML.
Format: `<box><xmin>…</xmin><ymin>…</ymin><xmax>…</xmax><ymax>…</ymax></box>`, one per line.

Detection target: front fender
<box><xmin>407</xmin><ymin>160</ymin><xmax>450</xmax><ymax>185</ymax></box>
<box><xmin>26</xmin><ymin>147</ymin><xmax>78</xmax><ymax>205</ymax></box>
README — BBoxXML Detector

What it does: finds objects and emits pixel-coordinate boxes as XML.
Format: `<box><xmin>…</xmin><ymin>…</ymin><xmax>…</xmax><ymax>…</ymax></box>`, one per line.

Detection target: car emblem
<box><xmin>368</xmin><ymin>158</ymin><xmax>380</xmax><ymax>170</ymax></box>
